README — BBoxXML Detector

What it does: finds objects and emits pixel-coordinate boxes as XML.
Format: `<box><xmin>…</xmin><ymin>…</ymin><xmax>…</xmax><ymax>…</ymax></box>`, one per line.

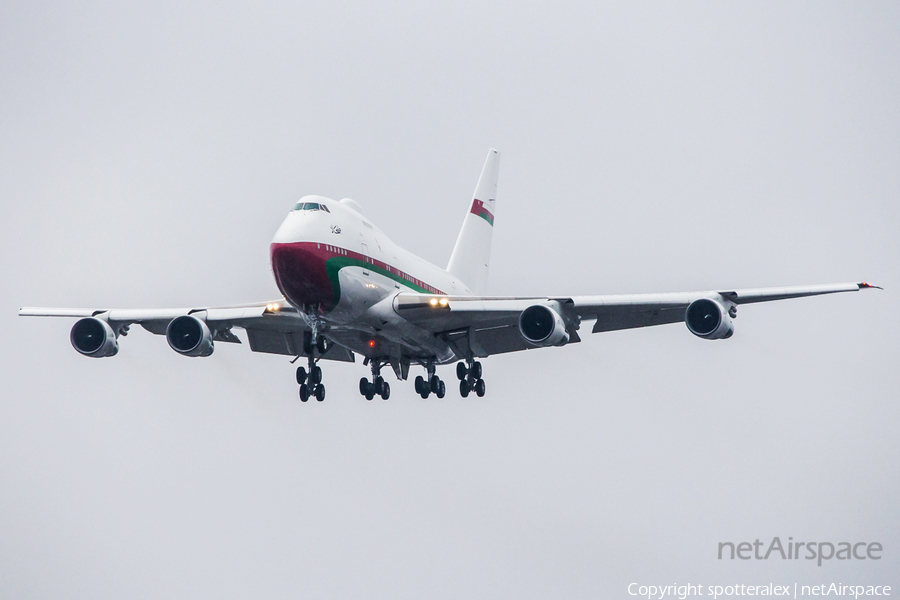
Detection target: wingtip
<box><xmin>859</xmin><ymin>282</ymin><xmax>883</xmax><ymax>290</ymax></box>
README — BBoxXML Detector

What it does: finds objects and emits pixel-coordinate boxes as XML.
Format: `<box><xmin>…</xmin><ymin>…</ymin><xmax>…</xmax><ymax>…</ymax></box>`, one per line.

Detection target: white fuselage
<box><xmin>269</xmin><ymin>196</ymin><xmax>473</xmax><ymax>361</ymax></box>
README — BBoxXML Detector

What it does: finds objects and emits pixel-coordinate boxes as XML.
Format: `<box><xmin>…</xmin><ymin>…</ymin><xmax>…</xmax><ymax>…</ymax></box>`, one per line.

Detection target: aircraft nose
<box><xmin>271</xmin><ymin>212</ymin><xmax>302</xmax><ymax>244</ymax></box>
<box><xmin>270</xmin><ymin>242</ymin><xmax>334</xmax><ymax>309</ymax></box>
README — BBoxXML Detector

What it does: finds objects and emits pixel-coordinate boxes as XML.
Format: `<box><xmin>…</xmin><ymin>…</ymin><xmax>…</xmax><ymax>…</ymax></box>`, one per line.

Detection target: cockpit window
<box><xmin>293</xmin><ymin>202</ymin><xmax>330</xmax><ymax>212</ymax></box>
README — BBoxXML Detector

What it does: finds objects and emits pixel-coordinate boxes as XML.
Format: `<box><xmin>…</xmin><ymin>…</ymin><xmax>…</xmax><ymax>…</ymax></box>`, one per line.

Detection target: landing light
<box><xmin>266</xmin><ymin>303</ymin><xmax>280</xmax><ymax>312</ymax></box>
<box><xmin>439</xmin><ymin>298</ymin><xmax>448</xmax><ymax>306</ymax></box>
<box><xmin>429</xmin><ymin>298</ymin><xmax>438</xmax><ymax>306</ymax></box>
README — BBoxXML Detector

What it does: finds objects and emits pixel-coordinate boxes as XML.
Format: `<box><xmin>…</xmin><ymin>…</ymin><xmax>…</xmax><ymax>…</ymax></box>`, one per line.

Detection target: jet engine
<box><xmin>685</xmin><ymin>298</ymin><xmax>734</xmax><ymax>340</ymax></box>
<box><xmin>70</xmin><ymin>317</ymin><xmax>119</xmax><ymax>357</ymax></box>
<box><xmin>166</xmin><ymin>315</ymin><xmax>215</xmax><ymax>357</ymax></box>
<box><xmin>518</xmin><ymin>304</ymin><xmax>570</xmax><ymax>347</ymax></box>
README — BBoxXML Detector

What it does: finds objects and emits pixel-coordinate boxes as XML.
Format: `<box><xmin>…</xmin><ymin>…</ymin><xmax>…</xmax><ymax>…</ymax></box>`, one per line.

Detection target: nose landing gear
<box><xmin>296</xmin><ymin>331</ymin><xmax>327</xmax><ymax>402</ymax></box>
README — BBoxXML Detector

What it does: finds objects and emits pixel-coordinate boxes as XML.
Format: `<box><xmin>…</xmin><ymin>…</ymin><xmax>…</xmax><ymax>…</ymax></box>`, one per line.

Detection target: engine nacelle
<box><xmin>685</xmin><ymin>298</ymin><xmax>734</xmax><ymax>340</ymax></box>
<box><xmin>166</xmin><ymin>315</ymin><xmax>215</xmax><ymax>357</ymax></box>
<box><xmin>70</xmin><ymin>317</ymin><xmax>119</xmax><ymax>357</ymax></box>
<box><xmin>518</xmin><ymin>304</ymin><xmax>570</xmax><ymax>347</ymax></box>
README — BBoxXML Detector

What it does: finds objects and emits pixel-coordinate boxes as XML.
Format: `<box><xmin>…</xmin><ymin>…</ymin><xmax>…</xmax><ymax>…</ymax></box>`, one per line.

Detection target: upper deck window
<box><xmin>293</xmin><ymin>202</ymin><xmax>330</xmax><ymax>212</ymax></box>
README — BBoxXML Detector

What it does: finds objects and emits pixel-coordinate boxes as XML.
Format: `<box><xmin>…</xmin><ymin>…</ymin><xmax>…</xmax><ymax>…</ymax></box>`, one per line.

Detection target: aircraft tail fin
<box><xmin>447</xmin><ymin>149</ymin><xmax>500</xmax><ymax>295</ymax></box>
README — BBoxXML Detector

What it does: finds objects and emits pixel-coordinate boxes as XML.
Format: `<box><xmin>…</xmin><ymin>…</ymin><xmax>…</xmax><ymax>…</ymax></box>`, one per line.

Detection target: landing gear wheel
<box><xmin>459</xmin><ymin>379</ymin><xmax>470</xmax><ymax>397</ymax></box>
<box><xmin>359</xmin><ymin>377</ymin><xmax>369</xmax><ymax>396</ymax></box>
<box><xmin>456</xmin><ymin>362</ymin><xmax>467</xmax><ymax>380</ymax></box>
<box><xmin>415</xmin><ymin>375</ymin><xmax>426</xmax><ymax>395</ymax></box>
<box><xmin>472</xmin><ymin>361</ymin><xmax>483</xmax><ymax>380</ymax></box>
<box><xmin>310</xmin><ymin>366</ymin><xmax>322</xmax><ymax>385</ymax></box>
<box><xmin>380</xmin><ymin>381</ymin><xmax>390</xmax><ymax>400</ymax></box>
<box><xmin>374</xmin><ymin>376</ymin><xmax>384</xmax><ymax>390</ymax></box>
<box><xmin>299</xmin><ymin>384</ymin><xmax>310</xmax><ymax>402</ymax></box>
<box><xmin>430</xmin><ymin>375</ymin><xmax>441</xmax><ymax>394</ymax></box>
<box><xmin>365</xmin><ymin>383</ymin><xmax>375</xmax><ymax>401</ymax></box>
<box><xmin>296</xmin><ymin>366</ymin><xmax>307</xmax><ymax>385</ymax></box>
<box><xmin>314</xmin><ymin>383</ymin><xmax>326</xmax><ymax>401</ymax></box>
<box><xmin>420</xmin><ymin>389</ymin><xmax>430</xmax><ymax>399</ymax></box>
<box><xmin>316</xmin><ymin>335</ymin><xmax>327</xmax><ymax>355</ymax></box>
<box><xmin>436</xmin><ymin>380</ymin><xmax>446</xmax><ymax>398</ymax></box>
<box><xmin>474</xmin><ymin>379</ymin><xmax>486</xmax><ymax>397</ymax></box>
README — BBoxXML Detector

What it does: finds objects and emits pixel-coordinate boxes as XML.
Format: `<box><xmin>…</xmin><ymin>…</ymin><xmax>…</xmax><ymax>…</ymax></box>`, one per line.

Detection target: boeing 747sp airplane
<box><xmin>19</xmin><ymin>150</ymin><xmax>880</xmax><ymax>401</ymax></box>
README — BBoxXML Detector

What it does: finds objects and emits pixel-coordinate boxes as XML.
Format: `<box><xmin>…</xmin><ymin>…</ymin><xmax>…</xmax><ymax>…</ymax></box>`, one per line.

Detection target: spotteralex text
<box><xmin>628</xmin><ymin>583</ymin><xmax>891</xmax><ymax>600</ymax></box>
<box><xmin>718</xmin><ymin>538</ymin><xmax>882</xmax><ymax>566</ymax></box>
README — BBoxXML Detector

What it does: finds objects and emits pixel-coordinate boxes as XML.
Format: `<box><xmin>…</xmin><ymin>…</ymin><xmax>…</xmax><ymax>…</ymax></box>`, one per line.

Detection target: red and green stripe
<box><xmin>272</xmin><ymin>242</ymin><xmax>444</xmax><ymax>311</ymax></box>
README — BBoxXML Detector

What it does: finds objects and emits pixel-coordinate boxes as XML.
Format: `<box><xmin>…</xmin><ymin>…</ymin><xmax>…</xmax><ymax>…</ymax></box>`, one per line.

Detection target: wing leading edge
<box><xmin>393</xmin><ymin>282</ymin><xmax>880</xmax><ymax>357</ymax></box>
<box><xmin>18</xmin><ymin>301</ymin><xmax>355</xmax><ymax>362</ymax></box>
<box><xmin>19</xmin><ymin>282</ymin><xmax>879</xmax><ymax>362</ymax></box>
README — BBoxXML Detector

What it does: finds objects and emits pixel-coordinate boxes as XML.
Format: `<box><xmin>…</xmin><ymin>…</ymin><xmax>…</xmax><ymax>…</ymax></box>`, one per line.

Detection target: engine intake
<box><xmin>166</xmin><ymin>315</ymin><xmax>214</xmax><ymax>357</ymax></box>
<box><xmin>70</xmin><ymin>317</ymin><xmax>119</xmax><ymax>357</ymax></box>
<box><xmin>685</xmin><ymin>298</ymin><xmax>734</xmax><ymax>340</ymax></box>
<box><xmin>519</xmin><ymin>304</ymin><xmax>570</xmax><ymax>347</ymax></box>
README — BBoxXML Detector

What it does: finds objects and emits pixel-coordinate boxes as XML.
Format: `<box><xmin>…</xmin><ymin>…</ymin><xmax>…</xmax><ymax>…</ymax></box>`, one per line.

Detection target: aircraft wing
<box><xmin>18</xmin><ymin>301</ymin><xmax>355</xmax><ymax>362</ymax></box>
<box><xmin>394</xmin><ymin>282</ymin><xmax>880</xmax><ymax>358</ymax></box>
<box><xmin>578</xmin><ymin>282</ymin><xmax>878</xmax><ymax>333</ymax></box>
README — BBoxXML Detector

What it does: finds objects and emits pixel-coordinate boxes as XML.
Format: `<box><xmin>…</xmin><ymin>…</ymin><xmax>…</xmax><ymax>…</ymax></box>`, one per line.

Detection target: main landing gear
<box><xmin>296</xmin><ymin>332</ymin><xmax>328</xmax><ymax>402</ymax></box>
<box><xmin>412</xmin><ymin>358</ymin><xmax>445</xmax><ymax>399</ymax></box>
<box><xmin>457</xmin><ymin>360</ymin><xmax>485</xmax><ymax>397</ymax></box>
<box><xmin>414</xmin><ymin>374</ymin><xmax>446</xmax><ymax>399</ymax></box>
<box><xmin>294</xmin><ymin>343</ymin><xmax>485</xmax><ymax>401</ymax></box>
<box><xmin>412</xmin><ymin>359</ymin><xmax>485</xmax><ymax>399</ymax></box>
<box><xmin>359</xmin><ymin>360</ymin><xmax>390</xmax><ymax>400</ymax></box>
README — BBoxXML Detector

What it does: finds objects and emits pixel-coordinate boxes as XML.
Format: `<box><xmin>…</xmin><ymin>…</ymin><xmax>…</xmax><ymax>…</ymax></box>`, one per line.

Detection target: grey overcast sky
<box><xmin>2</xmin><ymin>2</ymin><xmax>898</xmax><ymax>598</ymax></box>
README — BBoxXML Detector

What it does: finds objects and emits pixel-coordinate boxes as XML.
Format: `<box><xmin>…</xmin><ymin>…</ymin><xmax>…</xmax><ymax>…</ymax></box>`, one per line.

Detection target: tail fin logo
<box><xmin>470</xmin><ymin>199</ymin><xmax>495</xmax><ymax>226</ymax></box>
